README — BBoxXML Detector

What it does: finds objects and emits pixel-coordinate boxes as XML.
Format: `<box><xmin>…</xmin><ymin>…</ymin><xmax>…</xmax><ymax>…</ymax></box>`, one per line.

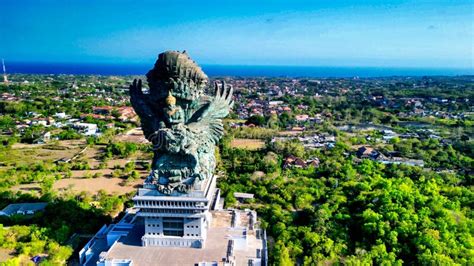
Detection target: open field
<box><xmin>2</xmin><ymin>138</ymin><xmax>151</xmax><ymax>169</ymax></box>
<box><xmin>230</xmin><ymin>138</ymin><xmax>265</xmax><ymax>150</ymax></box>
<box><xmin>0</xmin><ymin>247</ymin><xmax>14</xmax><ymax>262</ymax></box>
<box><xmin>2</xmin><ymin>138</ymin><xmax>151</xmax><ymax>172</ymax></box>
<box><xmin>114</xmin><ymin>127</ymin><xmax>147</xmax><ymax>143</ymax></box>
<box><xmin>1</xmin><ymin>140</ymin><xmax>85</xmax><ymax>166</ymax></box>
<box><xmin>278</xmin><ymin>130</ymin><xmax>305</xmax><ymax>136</ymax></box>
<box><xmin>70</xmin><ymin>144</ymin><xmax>151</xmax><ymax>169</ymax></box>
<box><xmin>77</xmin><ymin>146</ymin><xmax>104</xmax><ymax>168</ymax></box>
<box><xmin>13</xmin><ymin>176</ymin><xmax>145</xmax><ymax>195</ymax></box>
<box><xmin>4</xmin><ymin>138</ymin><xmax>152</xmax><ymax>196</ymax></box>
<box><xmin>54</xmin><ymin>176</ymin><xmax>143</xmax><ymax>194</ymax></box>
<box><xmin>67</xmin><ymin>167</ymin><xmax>149</xmax><ymax>179</ymax></box>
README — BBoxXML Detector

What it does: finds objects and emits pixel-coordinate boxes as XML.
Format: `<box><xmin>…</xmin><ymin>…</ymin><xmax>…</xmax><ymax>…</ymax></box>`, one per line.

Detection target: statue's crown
<box><xmin>146</xmin><ymin>51</ymin><xmax>208</xmax><ymax>101</ymax></box>
<box><xmin>147</xmin><ymin>51</ymin><xmax>208</xmax><ymax>82</ymax></box>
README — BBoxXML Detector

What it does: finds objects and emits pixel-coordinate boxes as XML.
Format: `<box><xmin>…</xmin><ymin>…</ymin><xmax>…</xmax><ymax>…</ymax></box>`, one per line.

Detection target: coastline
<box><xmin>3</xmin><ymin>62</ymin><xmax>473</xmax><ymax>78</ymax></box>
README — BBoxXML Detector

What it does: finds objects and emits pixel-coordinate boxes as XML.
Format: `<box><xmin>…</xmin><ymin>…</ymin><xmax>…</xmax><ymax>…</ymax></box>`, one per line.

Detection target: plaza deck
<box><xmin>99</xmin><ymin>209</ymin><xmax>266</xmax><ymax>266</ymax></box>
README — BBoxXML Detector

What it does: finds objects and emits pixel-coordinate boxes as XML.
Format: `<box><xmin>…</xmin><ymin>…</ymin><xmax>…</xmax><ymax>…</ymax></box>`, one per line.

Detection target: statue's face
<box><xmin>159</xmin><ymin>77</ymin><xmax>208</xmax><ymax>102</ymax></box>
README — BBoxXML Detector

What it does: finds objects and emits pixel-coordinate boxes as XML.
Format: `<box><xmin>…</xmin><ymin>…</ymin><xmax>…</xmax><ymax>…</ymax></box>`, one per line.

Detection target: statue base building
<box><xmin>79</xmin><ymin>176</ymin><xmax>267</xmax><ymax>266</ymax></box>
<box><xmin>134</xmin><ymin>174</ymin><xmax>219</xmax><ymax>248</ymax></box>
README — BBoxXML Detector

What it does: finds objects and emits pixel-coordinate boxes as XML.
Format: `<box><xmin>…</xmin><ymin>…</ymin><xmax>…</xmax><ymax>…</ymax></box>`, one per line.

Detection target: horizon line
<box><xmin>2</xmin><ymin>60</ymin><xmax>473</xmax><ymax>70</ymax></box>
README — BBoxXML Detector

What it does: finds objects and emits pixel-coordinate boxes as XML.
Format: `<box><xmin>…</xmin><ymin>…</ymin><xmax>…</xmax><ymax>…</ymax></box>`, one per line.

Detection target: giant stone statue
<box><xmin>129</xmin><ymin>51</ymin><xmax>233</xmax><ymax>195</ymax></box>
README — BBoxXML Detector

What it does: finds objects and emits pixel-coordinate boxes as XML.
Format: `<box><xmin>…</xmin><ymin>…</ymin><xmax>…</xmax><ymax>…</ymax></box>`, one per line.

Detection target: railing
<box><xmin>262</xmin><ymin>230</ymin><xmax>268</xmax><ymax>266</ymax></box>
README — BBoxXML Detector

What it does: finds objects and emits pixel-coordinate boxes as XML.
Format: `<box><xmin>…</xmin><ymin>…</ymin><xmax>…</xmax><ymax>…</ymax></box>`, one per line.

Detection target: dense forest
<box><xmin>218</xmin><ymin>133</ymin><xmax>473</xmax><ymax>265</ymax></box>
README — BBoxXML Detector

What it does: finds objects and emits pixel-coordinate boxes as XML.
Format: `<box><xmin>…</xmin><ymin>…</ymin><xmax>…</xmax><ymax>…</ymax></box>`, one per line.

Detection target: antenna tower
<box><xmin>2</xmin><ymin>59</ymin><xmax>8</xmax><ymax>84</ymax></box>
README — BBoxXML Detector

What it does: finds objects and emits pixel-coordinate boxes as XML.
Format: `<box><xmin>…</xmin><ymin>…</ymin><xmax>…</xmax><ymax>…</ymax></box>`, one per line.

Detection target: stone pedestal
<box><xmin>133</xmin><ymin>175</ymin><xmax>218</xmax><ymax>248</ymax></box>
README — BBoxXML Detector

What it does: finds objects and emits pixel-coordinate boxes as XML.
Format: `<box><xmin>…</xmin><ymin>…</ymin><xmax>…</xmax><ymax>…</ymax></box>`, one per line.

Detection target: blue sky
<box><xmin>0</xmin><ymin>0</ymin><xmax>472</xmax><ymax>68</ymax></box>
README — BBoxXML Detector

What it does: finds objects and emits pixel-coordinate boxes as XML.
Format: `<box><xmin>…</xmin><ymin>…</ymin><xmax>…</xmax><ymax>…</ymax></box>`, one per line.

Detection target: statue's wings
<box><xmin>187</xmin><ymin>81</ymin><xmax>234</xmax><ymax>144</ymax></box>
<box><xmin>129</xmin><ymin>79</ymin><xmax>161</xmax><ymax>141</ymax></box>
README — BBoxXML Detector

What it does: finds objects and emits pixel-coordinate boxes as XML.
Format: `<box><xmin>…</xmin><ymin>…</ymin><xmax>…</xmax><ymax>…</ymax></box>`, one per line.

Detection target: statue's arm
<box><xmin>129</xmin><ymin>79</ymin><xmax>152</xmax><ymax>118</ymax></box>
<box><xmin>129</xmin><ymin>79</ymin><xmax>161</xmax><ymax>140</ymax></box>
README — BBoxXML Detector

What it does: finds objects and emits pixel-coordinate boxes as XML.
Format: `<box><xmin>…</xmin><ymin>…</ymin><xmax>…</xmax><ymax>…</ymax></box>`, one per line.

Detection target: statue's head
<box><xmin>146</xmin><ymin>51</ymin><xmax>208</xmax><ymax>102</ymax></box>
<box><xmin>164</xmin><ymin>93</ymin><xmax>185</xmax><ymax>124</ymax></box>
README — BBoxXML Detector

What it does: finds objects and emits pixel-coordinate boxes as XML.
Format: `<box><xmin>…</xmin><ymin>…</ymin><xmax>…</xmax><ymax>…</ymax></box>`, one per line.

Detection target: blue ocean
<box><xmin>4</xmin><ymin>62</ymin><xmax>473</xmax><ymax>78</ymax></box>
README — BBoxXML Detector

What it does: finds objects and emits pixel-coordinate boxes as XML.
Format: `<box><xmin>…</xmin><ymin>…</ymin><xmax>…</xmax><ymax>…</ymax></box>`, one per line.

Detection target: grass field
<box><xmin>230</xmin><ymin>138</ymin><xmax>265</xmax><ymax>150</ymax></box>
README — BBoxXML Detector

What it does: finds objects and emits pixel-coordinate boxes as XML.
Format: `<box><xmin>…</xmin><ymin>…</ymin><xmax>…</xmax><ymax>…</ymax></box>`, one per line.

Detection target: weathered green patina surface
<box><xmin>129</xmin><ymin>51</ymin><xmax>233</xmax><ymax>194</ymax></box>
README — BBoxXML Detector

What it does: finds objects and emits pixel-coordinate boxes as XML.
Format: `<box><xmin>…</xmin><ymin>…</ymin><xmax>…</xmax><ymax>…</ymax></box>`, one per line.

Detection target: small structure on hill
<box><xmin>234</xmin><ymin>192</ymin><xmax>255</xmax><ymax>203</ymax></box>
<box><xmin>0</xmin><ymin>203</ymin><xmax>48</xmax><ymax>216</ymax></box>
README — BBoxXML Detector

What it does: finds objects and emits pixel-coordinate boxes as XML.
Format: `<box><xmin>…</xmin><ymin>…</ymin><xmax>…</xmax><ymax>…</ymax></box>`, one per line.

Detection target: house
<box><xmin>34</xmin><ymin>132</ymin><xmax>51</xmax><ymax>144</ymax></box>
<box><xmin>92</xmin><ymin>106</ymin><xmax>136</xmax><ymax>122</ymax></box>
<box><xmin>295</xmin><ymin>115</ymin><xmax>309</xmax><ymax>122</ymax></box>
<box><xmin>283</xmin><ymin>155</ymin><xmax>321</xmax><ymax>169</ymax></box>
<box><xmin>268</xmin><ymin>100</ymin><xmax>284</xmax><ymax>107</ymax></box>
<box><xmin>324</xmin><ymin>135</ymin><xmax>336</xmax><ymax>142</ymax></box>
<box><xmin>356</xmin><ymin>147</ymin><xmax>381</xmax><ymax>159</ymax></box>
<box><xmin>306</xmin><ymin>157</ymin><xmax>320</xmax><ymax>168</ymax></box>
<box><xmin>73</xmin><ymin>122</ymin><xmax>99</xmax><ymax>136</ymax></box>
<box><xmin>93</xmin><ymin>106</ymin><xmax>114</xmax><ymax>115</ymax></box>
<box><xmin>290</xmin><ymin>127</ymin><xmax>305</xmax><ymax>132</ymax></box>
<box><xmin>0</xmin><ymin>202</ymin><xmax>48</xmax><ymax>216</ymax></box>
<box><xmin>1</xmin><ymin>93</ymin><xmax>19</xmax><ymax>101</ymax></box>
<box><xmin>310</xmin><ymin>115</ymin><xmax>324</xmax><ymax>124</ymax></box>
<box><xmin>30</xmin><ymin>119</ymin><xmax>48</xmax><ymax>127</ymax></box>
<box><xmin>116</xmin><ymin>106</ymin><xmax>136</xmax><ymax>122</ymax></box>
<box><xmin>413</xmin><ymin>108</ymin><xmax>424</xmax><ymax>115</ymax></box>
<box><xmin>377</xmin><ymin>157</ymin><xmax>424</xmax><ymax>167</ymax></box>
<box><xmin>54</xmin><ymin>112</ymin><xmax>70</xmax><ymax>119</ymax></box>
<box><xmin>413</xmin><ymin>101</ymin><xmax>423</xmax><ymax>108</ymax></box>
<box><xmin>283</xmin><ymin>155</ymin><xmax>307</xmax><ymax>169</ymax></box>
<box><xmin>80</xmin><ymin>113</ymin><xmax>114</xmax><ymax>120</ymax></box>
<box><xmin>382</xmin><ymin>130</ymin><xmax>397</xmax><ymax>141</ymax></box>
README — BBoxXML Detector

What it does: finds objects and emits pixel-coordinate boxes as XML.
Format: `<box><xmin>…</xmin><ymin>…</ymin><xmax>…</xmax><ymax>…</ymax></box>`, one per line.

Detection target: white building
<box><xmin>54</xmin><ymin>112</ymin><xmax>70</xmax><ymax>119</ymax></box>
<box><xmin>73</xmin><ymin>122</ymin><xmax>99</xmax><ymax>136</ymax></box>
